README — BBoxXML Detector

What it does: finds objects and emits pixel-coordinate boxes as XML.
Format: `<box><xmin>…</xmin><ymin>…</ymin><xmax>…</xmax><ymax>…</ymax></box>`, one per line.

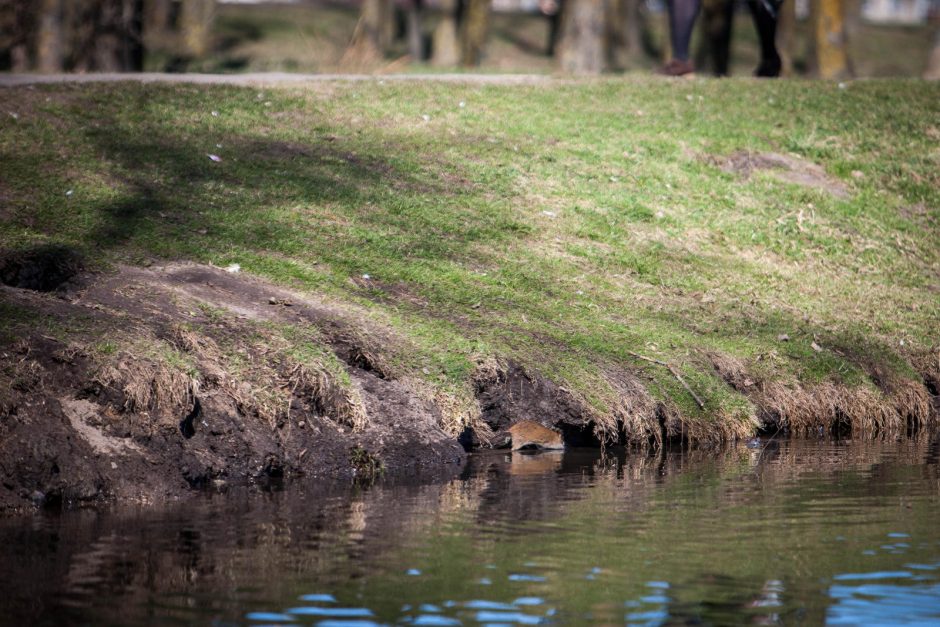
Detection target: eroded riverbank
<box><xmin>1</xmin><ymin>260</ymin><xmax>937</xmax><ymax>513</ymax></box>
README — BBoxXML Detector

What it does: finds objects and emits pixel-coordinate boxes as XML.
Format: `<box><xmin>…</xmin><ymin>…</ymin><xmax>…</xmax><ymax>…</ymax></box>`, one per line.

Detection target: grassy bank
<box><xmin>1</xmin><ymin>77</ymin><xmax>938</xmax><ymax>445</ymax></box>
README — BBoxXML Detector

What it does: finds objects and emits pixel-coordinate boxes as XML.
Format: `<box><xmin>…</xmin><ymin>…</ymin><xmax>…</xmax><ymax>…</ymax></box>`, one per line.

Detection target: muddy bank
<box><xmin>1</xmin><ymin>259</ymin><xmax>937</xmax><ymax>514</ymax></box>
<box><xmin>0</xmin><ymin>261</ymin><xmax>469</xmax><ymax>514</ymax></box>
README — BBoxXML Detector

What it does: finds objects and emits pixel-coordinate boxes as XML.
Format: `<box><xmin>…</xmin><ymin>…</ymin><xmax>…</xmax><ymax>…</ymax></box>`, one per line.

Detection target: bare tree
<box><xmin>404</xmin><ymin>0</ymin><xmax>425</xmax><ymax>61</ymax></box>
<box><xmin>458</xmin><ymin>0</ymin><xmax>491</xmax><ymax>66</ymax></box>
<box><xmin>0</xmin><ymin>0</ymin><xmax>37</xmax><ymax>71</ymax></box>
<box><xmin>925</xmin><ymin>28</ymin><xmax>940</xmax><ymax>80</ymax></box>
<box><xmin>178</xmin><ymin>0</ymin><xmax>214</xmax><ymax>59</ymax></box>
<box><xmin>776</xmin><ymin>0</ymin><xmax>796</xmax><ymax>76</ymax></box>
<box><xmin>810</xmin><ymin>0</ymin><xmax>852</xmax><ymax>78</ymax></box>
<box><xmin>558</xmin><ymin>0</ymin><xmax>607</xmax><ymax>74</ymax></box>
<box><xmin>142</xmin><ymin>0</ymin><xmax>174</xmax><ymax>57</ymax></box>
<box><xmin>431</xmin><ymin>0</ymin><xmax>460</xmax><ymax>66</ymax></box>
<box><xmin>346</xmin><ymin>0</ymin><xmax>393</xmax><ymax>64</ymax></box>
<box><xmin>36</xmin><ymin>0</ymin><xmax>64</xmax><ymax>72</ymax></box>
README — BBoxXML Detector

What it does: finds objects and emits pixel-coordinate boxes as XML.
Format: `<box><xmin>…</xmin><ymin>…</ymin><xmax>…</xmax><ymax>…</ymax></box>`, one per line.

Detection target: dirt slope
<box><xmin>0</xmin><ymin>262</ymin><xmax>468</xmax><ymax>513</ymax></box>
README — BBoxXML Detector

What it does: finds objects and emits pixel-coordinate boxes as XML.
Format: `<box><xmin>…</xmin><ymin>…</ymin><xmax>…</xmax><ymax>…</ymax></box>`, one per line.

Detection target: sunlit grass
<box><xmin>0</xmin><ymin>78</ymin><xmax>936</xmax><ymax>431</ymax></box>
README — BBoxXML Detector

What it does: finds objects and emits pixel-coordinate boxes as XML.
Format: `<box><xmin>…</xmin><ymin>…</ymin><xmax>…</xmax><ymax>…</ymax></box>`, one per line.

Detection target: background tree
<box><xmin>458</xmin><ymin>0</ymin><xmax>492</xmax><ymax>66</ymax></box>
<box><xmin>432</xmin><ymin>0</ymin><xmax>461</xmax><ymax>65</ymax></box>
<box><xmin>0</xmin><ymin>0</ymin><xmax>38</xmax><ymax>71</ymax></box>
<box><xmin>178</xmin><ymin>0</ymin><xmax>214</xmax><ymax>59</ymax></box>
<box><xmin>403</xmin><ymin>0</ymin><xmax>425</xmax><ymax>61</ymax></box>
<box><xmin>558</xmin><ymin>0</ymin><xmax>607</xmax><ymax>74</ymax></box>
<box><xmin>810</xmin><ymin>0</ymin><xmax>852</xmax><ymax>78</ymax></box>
<box><xmin>621</xmin><ymin>0</ymin><xmax>646</xmax><ymax>65</ymax></box>
<box><xmin>925</xmin><ymin>28</ymin><xmax>940</xmax><ymax>80</ymax></box>
<box><xmin>142</xmin><ymin>0</ymin><xmax>174</xmax><ymax>64</ymax></box>
<box><xmin>776</xmin><ymin>0</ymin><xmax>796</xmax><ymax>76</ymax></box>
<box><xmin>36</xmin><ymin>0</ymin><xmax>63</xmax><ymax>72</ymax></box>
<box><xmin>346</xmin><ymin>0</ymin><xmax>393</xmax><ymax>64</ymax></box>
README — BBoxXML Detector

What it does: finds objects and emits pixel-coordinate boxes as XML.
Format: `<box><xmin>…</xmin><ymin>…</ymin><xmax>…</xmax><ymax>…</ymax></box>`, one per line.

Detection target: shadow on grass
<box><xmin>77</xmin><ymin>105</ymin><xmax>525</xmax><ymax>274</ymax></box>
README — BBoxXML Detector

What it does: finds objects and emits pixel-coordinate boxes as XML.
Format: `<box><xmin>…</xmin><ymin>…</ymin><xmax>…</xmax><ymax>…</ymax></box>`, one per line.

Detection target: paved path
<box><xmin>0</xmin><ymin>72</ymin><xmax>557</xmax><ymax>88</ymax></box>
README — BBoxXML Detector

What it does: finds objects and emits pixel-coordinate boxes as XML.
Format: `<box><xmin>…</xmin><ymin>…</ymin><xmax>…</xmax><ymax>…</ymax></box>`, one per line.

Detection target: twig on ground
<box><xmin>627</xmin><ymin>351</ymin><xmax>706</xmax><ymax>410</ymax></box>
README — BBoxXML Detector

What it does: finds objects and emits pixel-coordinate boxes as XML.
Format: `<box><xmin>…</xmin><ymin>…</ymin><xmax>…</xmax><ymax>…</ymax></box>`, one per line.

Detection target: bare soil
<box><xmin>0</xmin><ymin>261</ymin><xmax>467</xmax><ymax>514</ymax></box>
<box><xmin>716</xmin><ymin>151</ymin><xmax>850</xmax><ymax>198</ymax></box>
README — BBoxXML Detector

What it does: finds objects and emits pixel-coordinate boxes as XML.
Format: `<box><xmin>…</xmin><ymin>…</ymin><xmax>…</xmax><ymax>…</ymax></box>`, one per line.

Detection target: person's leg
<box><xmin>667</xmin><ymin>0</ymin><xmax>702</xmax><ymax>62</ymax></box>
<box><xmin>702</xmin><ymin>0</ymin><xmax>734</xmax><ymax>76</ymax></box>
<box><xmin>748</xmin><ymin>0</ymin><xmax>782</xmax><ymax>76</ymax></box>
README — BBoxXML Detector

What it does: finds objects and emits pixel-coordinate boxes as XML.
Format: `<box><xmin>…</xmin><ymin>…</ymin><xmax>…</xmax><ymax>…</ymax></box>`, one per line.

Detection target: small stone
<box><xmin>110</xmin><ymin>461</ymin><xmax>118</xmax><ymax>469</ymax></box>
<box><xmin>777</xmin><ymin>334</ymin><xmax>790</xmax><ymax>342</ymax></box>
<box><xmin>422</xmin><ymin>114</ymin><xmax>430</xmax><ymax>122</ymax></box>
<box><xmin>298</xmin><ymin>421</ymin><xmax>305</xmax><ymax>427</ymax></box>
<box><xmin>211</xmin><ymin>110</ymin><xmax>219</xmax><ymax>117</ymax></box>
<box><xmin>269</xmin><ymin>297</ymin><xmax>278</xmax><ymax>304</ymax></box>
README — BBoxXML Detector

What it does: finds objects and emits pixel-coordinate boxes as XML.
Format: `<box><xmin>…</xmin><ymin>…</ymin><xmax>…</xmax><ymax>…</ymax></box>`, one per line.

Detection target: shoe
<box><xmin>658</xmin><ymin>59</ymin><xmax>695</xmax><ymax>77</ymax></box>
<box><xmin>754</xmin><ymin>54</ymin><xmax>782</xmax><ymax>77</ymax></box>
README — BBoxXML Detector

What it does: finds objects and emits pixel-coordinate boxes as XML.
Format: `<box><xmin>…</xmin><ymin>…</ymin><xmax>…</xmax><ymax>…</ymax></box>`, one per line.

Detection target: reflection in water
<box><xmin>1</xmin><ymin>439</ymin><xmax>939</xmax><ymax>626</ymax></box>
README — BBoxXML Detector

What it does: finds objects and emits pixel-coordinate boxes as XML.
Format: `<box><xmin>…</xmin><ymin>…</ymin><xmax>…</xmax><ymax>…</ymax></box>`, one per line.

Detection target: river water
<box><xmin>2</xmin><ymin>438</ymin><xmax>939</xmax><ymax>626</ymax></box>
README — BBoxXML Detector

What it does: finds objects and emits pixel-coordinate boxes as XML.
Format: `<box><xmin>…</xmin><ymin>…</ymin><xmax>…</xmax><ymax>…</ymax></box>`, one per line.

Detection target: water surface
<box><xmin>2</xmin><ymin>438</ymin><xmax>939</xmax><ymax>626</ymax></box>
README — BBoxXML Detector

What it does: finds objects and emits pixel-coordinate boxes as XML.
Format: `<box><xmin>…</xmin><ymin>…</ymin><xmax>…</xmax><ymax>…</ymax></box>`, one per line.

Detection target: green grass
<box><xmin>0</xmin><ymin>78</ymin><xmax>937</xmax><ymax>435</ymax></box>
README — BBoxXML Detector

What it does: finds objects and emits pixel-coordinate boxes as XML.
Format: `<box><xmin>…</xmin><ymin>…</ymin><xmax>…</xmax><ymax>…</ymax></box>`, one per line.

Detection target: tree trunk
<box><xmin>810</xmin><ymin>0</ymin><xmax>852</xmax><ymax>79</ymax></box>
<box><xmin>431</xmin><ymin>0</ymin><xmax>460</xmax><ymax>67</ymax></box>
<box><xmin>37</xmin><ymin>0</ymin><xmax>64</xmax><ymax>72</ymax></box>
<box><xmin>458</xmin><ymin>0</ymin><xmax>490</xmax><ymax>66</ymax></box>
<box><xmin>1</xmin><ymin>0</ymin><xmax>37</xmax><ymax>71</ymax></box>
<box><xmin>925</xmin><ymin>29</ymin><xmax>940</xmax><ymax>80</ymax></box>
<box><xmin>405</xmin><ymin>0</ymin><xmax>424</xmax><ymax>60</ymax></box>
<box><xmin>621</xmin><ymin>0</ymin><xmax>643</xmax><ymax>63</ymax></box>
<box><xmin>142</xmin><ymin>0</ymin><xmax>171</xmax><ymax>44</ymax></box>
<box><xmin>776</xmin><ymin>0</ymin><xmax>796</xmax><ymax>76</ymax></box>
<box><xmin>93</xmin><ymin>0</ymin><xmax>124</xmax><ymax>71</ymax></box>
<box><xmin>179</xmin><ymin>0</ymin><xmax>214</xmax><ymax>59</ymax></box>
<box><xmin>558</xmin><ymin>0</ymin><xmax>607</xmax><ymax>74</ymax></box>
<box><xmin>347</xmin><ymin>0</ymin><xmax>392</xmax><ymax>63</ymax></box>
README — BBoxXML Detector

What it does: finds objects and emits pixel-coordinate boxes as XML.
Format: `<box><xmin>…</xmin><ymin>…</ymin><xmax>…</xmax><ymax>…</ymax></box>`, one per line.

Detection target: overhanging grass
<box><xmin>1</xmin><ymin>78</ymin><xmax>937</xmax><ymax>438</ymax></box>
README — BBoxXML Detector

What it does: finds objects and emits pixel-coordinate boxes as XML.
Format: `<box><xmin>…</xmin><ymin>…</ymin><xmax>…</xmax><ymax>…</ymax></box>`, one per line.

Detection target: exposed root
<box><xmin>286</xmin><ymin>362</ymin><xmax>367</xmax><ymax>432</ymax></box>
<box><xmin>912</xmin><ymin>347</ymin><xmax>940</xmax><ymax>399</ymax></box>
<box><xmin>428</xmin><ymin>384</ymin><xmax>488</xmax><ymax>441</ymax></box>
<box><xmin>611</xmin><ymin>377</ymin><xmax>660</xmax><ymax>446</ymax></box>
<box><xmin>95</xmin><ymin>357</ymin><xmax>197</xmax><ymax>417</ymax></box>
